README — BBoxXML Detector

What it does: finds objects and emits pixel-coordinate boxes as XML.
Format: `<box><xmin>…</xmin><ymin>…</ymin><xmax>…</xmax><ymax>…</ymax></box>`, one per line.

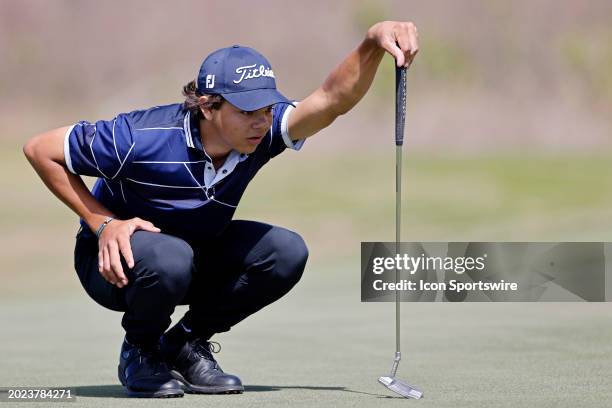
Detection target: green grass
<box><xmin>237</xmin><ymin>152</ymin><xmax>612</xmax><ymax>244</ymax></box>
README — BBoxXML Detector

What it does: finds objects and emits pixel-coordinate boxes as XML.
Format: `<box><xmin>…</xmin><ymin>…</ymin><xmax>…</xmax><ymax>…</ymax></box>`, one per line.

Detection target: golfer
<box><xmin>23</xmin><ymin>21</ymin><xmax>418</xmax><ymax>398</ymax></box>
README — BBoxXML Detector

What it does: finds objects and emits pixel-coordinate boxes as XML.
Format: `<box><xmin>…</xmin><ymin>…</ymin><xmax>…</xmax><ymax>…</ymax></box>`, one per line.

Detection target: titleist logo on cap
<box><xmin>233</xmin><ymin>64</ymin><xmax>275</xmax><ymax>84</ymax></box>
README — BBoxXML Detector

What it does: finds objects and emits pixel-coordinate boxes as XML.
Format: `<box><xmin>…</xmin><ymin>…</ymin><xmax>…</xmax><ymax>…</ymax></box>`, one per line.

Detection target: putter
<box><xmin>377</xmin><ymin>65</ymin><xmax>423</xmax><ymax>400</ymax></box>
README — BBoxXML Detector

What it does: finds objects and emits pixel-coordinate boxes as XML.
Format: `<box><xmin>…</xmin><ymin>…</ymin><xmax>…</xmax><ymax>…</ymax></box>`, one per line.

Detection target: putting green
<box><xmin>2</xmin><ymin>271</ymin><xmax>612</xmax><ymax>407</ymax></box>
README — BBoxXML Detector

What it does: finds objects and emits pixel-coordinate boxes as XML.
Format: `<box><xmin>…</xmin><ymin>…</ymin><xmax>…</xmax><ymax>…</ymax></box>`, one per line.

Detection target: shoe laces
<box><xmin>192</xmin><ymin>339</ymin><xmax>221</xmax><ymax>363</ymax></box>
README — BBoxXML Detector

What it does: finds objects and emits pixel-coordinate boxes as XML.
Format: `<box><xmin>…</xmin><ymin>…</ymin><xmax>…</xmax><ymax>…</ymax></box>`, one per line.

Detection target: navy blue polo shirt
<box><xmin>64</xmin><ymin>102</ymin><xmax>303</xmax><ymax>242</ymax></box>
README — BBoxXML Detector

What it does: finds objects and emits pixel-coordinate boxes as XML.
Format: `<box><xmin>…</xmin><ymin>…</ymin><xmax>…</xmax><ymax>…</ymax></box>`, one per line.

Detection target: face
<box><xmin>203</xmin><ymin>101</ymin><xmax>273</xmax><ymax>154</ymax></box>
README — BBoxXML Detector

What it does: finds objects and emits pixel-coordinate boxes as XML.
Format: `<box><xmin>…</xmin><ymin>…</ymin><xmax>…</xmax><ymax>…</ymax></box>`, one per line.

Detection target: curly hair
<box><xmin>182</xmin><ymin>80</ymin><xmax>225</xmax><ymax>119</ymax></box>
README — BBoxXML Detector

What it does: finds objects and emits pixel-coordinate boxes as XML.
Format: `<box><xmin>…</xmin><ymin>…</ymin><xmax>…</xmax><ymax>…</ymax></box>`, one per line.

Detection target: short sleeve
<box><xmin>267</xmin><ymin>102</ymin><xmax>305</xmax><ymax>158</ymax></box>
<box><xmin>64</xmin><ymin>114</ymin><xmax>135</xmax><ymax>179</ymax></box>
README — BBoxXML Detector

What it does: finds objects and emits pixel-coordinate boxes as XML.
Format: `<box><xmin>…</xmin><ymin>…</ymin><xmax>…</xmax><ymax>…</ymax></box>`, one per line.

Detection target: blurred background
<box><xmin>1</xmin><ymin>2</ymin><xmax>612</xmax><ymax>406</ymax></box>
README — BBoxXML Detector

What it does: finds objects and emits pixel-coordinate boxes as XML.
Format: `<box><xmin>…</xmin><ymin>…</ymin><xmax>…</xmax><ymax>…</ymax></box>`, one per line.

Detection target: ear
<box><xmin>199</xmin><ymin>95</ymin><xmax>214</xmax><ymax>120</ymax></box>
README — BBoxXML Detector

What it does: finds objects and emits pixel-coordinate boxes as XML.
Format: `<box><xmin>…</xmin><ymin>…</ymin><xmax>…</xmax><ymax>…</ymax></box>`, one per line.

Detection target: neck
<box><xmin>199</xmin><ymin>119</ymin><xmax>231</xmax><ymax>168</ymax></box>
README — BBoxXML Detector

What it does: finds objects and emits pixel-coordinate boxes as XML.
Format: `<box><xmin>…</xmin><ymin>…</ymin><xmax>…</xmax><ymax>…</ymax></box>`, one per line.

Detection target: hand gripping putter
<box><xmin>377</xmin><ymin>66</ymin><xmax>423</xmax><ymax>400</ymax></box>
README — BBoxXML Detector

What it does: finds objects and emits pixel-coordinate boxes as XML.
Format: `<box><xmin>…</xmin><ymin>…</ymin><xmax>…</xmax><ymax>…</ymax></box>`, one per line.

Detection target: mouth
<box><xmin>246</xmin><ymin>135</ymin><xmax>265</xmax><ymax>145</ymax></box>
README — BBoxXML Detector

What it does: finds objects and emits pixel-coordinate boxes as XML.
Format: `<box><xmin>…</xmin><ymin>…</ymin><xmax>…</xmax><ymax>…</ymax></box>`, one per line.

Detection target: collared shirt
<box><xmin>64</xmin><ymin>102</ymin><xmax>303</xmax><ymax>242</ymax></box>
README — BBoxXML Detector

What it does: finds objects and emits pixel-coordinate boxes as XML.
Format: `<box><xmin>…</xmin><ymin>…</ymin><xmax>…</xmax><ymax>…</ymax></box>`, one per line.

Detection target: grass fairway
<box><xmin>2</xmin><ymin>149</ymin><xmax>612</xmax><ymax>407</ymax></box>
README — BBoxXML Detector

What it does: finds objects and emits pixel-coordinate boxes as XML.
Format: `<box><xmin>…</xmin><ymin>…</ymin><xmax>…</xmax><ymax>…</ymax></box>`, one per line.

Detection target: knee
<box><xmin>266</xmin><ymin>228</ymin><xmax>309</xmax><ymax>286</ymax></box>
<box><xmin>131</xmin><ymin>232</ymin><xmax>194</xmax><ymax>294</ymax></box>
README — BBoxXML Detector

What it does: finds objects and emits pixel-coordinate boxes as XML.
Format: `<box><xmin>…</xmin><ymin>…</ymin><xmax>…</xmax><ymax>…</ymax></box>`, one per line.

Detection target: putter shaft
<box><xmin>394</xmin><ymin>145</ymin><xmax>402</xmax><ymax>376</ymax></box>
<box><xmin>376</xmin><ymin>65</ymin><xmax>423</xmax><ymax>400</ymax></box>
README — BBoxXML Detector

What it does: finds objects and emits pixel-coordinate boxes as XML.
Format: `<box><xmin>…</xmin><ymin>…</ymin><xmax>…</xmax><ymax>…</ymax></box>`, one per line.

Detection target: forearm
<box><xmin>322</xmin><ymin>35</ymin><xmax>386</xmax><ymax>116</ymax></box>
<box><xmin>279</xmin><ymin>21</ymin><xmax>418</xmax><ymax>140</ymax></box>
<box><xmin>24</xmin><ymin>136</ymin><xmax>114</xmax><ymax>232</ymax></box>
<box><xmin>287</xmin><ymin>36</ymin><xmax>386</xmax><ymax>140</ymax></box>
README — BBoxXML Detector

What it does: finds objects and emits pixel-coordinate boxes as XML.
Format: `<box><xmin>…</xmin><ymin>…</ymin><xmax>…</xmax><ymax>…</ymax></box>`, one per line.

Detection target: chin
<box><xmin>240</xmin><ymin>145</ymin><xmax>258</xmax><ymax>154</ymax></box>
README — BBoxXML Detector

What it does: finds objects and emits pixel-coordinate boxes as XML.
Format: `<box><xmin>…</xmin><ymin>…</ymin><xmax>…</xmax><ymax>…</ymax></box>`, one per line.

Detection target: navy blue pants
<box><xmin>74</xmin><ymin>220</ymin><xmax>308</xmax><ymax>346</ymax></box>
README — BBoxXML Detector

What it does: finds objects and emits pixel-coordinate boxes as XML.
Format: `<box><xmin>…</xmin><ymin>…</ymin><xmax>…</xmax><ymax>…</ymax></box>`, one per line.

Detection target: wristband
<box><xmin>95</xmin><ymin>217</ymin><xmax>114</xmax><ymax>238</ymax></box>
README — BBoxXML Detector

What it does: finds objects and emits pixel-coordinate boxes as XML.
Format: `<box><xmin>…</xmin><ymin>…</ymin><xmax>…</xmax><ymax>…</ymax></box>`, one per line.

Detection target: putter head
<box><xmin>378</xmin><ymin>376</ymin><xmax>423</xmax><ymax>399</ymax></box>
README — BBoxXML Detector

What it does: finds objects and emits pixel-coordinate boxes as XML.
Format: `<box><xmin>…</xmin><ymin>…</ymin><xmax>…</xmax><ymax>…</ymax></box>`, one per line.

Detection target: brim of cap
<box><xmin>222</xmin><ymin>88</ymin><xmax>292</xmax><ymax>111</ymax></box>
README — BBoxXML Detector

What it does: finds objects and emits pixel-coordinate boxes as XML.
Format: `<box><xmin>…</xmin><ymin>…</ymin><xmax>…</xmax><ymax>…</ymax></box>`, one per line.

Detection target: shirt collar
<box><xmin>183</xmin><ymin>110</ymin><xmax>249</xmax><ymax>164</ymax></box>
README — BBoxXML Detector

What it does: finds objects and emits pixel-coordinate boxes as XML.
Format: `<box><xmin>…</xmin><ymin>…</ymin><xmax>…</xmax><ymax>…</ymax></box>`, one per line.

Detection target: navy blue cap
<box><xmin>196</xmin><ymin>45</ymin><xmax>290</xmax><ymax>111</ymax></box>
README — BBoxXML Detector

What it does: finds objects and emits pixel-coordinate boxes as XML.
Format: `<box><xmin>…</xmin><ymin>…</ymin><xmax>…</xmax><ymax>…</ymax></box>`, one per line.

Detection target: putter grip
<box><xmin>395</xmin><ymin>66</ymin><xmax>407</xmax><ymax>146</ymax></box>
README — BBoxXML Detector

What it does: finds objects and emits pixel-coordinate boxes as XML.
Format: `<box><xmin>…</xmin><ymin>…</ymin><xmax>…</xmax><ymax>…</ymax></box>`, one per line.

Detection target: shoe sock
<box><xmin>161</xmin><ymin>320</ymin><xmax>198</xmax><ymax>357</ymax></box>
<box><xmin>123</xmin><ymin>335</ymin><xmax>158</xmax><ymax>352</ymax></box>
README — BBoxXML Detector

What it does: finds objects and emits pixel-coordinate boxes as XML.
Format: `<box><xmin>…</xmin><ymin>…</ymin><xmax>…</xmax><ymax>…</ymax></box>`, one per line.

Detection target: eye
<box><xmin>240</xmin><ymin>110</ymin><xmax>253</xmax><ymax>116</ymax></box>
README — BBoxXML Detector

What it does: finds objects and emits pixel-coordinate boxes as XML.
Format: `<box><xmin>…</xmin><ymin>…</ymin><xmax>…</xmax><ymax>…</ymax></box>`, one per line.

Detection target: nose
<box><xmin>252</xmin><ymin>109</ymin><xmax>272</xmax><ymax>130</ymax></box>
